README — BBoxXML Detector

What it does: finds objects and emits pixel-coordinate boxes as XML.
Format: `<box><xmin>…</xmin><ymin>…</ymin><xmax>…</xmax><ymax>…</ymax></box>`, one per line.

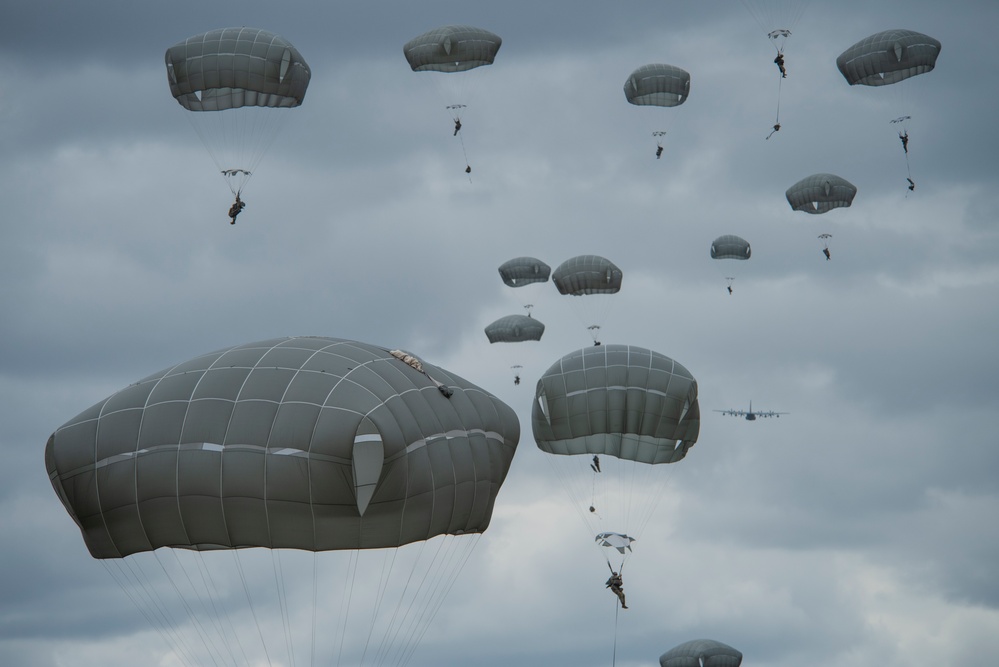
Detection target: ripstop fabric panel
<box><xmin>45</xmin><ymin>337</ymin><xmax>519</xmax><ymax>558</ymax></box>
<box><xmin>165</xmin><ymin>27</ymin><xmax>311</xmax><ymax>111</ymax></box>
<box><xmin>552</xmin><ymin>255</ymin><xmax>623</xmax><ymax>295</ymax></box>
<box><xmin>710</xmin><ymin>235</ymin><xmax>752</xmax><ymax>260</ymax></box>
<box><xmin>498</xmin><ymin>257</ymin><xmax>551</xmax><ymax>287</ymax></box>
<box><xmin>785</xmin><ymin>173</ymin><xmax>857</xmax><ymax>214</ymax></box>
<box><xmin>624</xmin><ymin>64</ymin><xmax>691</xmax><ymax>107</ymax></box>
<box><xmin>404</xmin><ymin>25</ymin><xmax>502</xmax><ymax>72</ymax></box>
<box><xmin>484</xmin><ymin>315</ymin><xmax>546</xmax><ymax>343</ymax></box>
<box><xmin>532</xmin><ymin>344</ymin><xmax>699</xmax><ymax>464</ymax></box>
<box><xmin>836</xmin><ymin>29</ymin><xmax>941</xmax><ymax>87</ymax></box>
<box><xmin>660</xmin><ymin>639</ymin><xmax>743</xmax><ymax>667</ymax></box>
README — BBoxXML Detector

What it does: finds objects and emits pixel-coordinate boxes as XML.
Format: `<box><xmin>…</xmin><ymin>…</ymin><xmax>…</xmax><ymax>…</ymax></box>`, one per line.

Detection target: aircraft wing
<box><xmin>756</xmin><ymin>411</ymin><xmax>788</xmax><ymax>418</ymax></box>
<box><xmin>713</xmin><ymin>409</ymin><xmax>746</xmax><ymax>417</ymax></box>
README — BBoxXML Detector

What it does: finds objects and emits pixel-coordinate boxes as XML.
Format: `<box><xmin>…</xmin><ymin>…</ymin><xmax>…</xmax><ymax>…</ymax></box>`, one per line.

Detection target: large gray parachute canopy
<box><xmin>836</xmin><ymin>29</ymin><xmax>941</xmax><ymax>87</ymax></box>
<box><xmin>552</xmin><ymin>255</ymin><xmax>623</xmax><ymax>295</ymax></box>
<box><xmin>786</xmin><ymin>173</ymin><xmax>858</xmax><ymax>214</ymax></box>
<box><xmin>404</xmin><ymin>25</ymin><xmax>502</xmax><ymax>73</ymax></box>
<box><xmin>533</xmin><ymin>345</ymin><xmax>699</xmax><ymax>464</ymax></box>
<box><xmin>485</xmin><ymin>315</ymin><xmax>546</xmax><ymax>344</ymax></box>
<box><xmin>624</xmin><ymin>64</ymin><xmax>691</xmax><ymax>107</ymax></box>
<box><xmin>498</xmin><ymin>257</ymin><xmax>551</xmax><ymax>287</ymax></box>
<box><xmin>165</xmin><ymin>27</ymin><xmax>311</xmax><ymax>111</ymax></box>
<box><xmin>45</xmin><ymin>337</ymin><xmax>520</xmax><ymax>559</ymax></box>
<box><xmin>661</xmin><ymin>639</ymin><xmax>743</xmax><ymax>667</ymax></box>
<box><xmin>710</xmin><ymin>235</ymin><xmax>752</xmax><ymax>260</ymax></box>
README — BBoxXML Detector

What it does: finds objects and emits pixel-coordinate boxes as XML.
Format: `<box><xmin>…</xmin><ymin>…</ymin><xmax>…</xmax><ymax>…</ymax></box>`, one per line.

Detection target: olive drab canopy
<box><xmin>485</xmin><ymin>314</ymin><xmax>546</xmax><ymax>344</ymax></box>
<box><xmin>552</xmin><ymin>255</ymin><xmax>623</xmax><ymax>296</ymax></box>
<box><xmin>533</xmin><ymin>345</ymin><xmax>699</xmax><ymax>464</ymax></box>
<box><xmin>710</xmin><ymin>235</ymin><xmax>752</xmax><ymax>260</ymax></box>
<box><xmin>624</xmin><ymin>64</ymin><xmax>691</xmax><ymax>107</ymax></box>
<box><xmin>785</xmin><ymin>173</ymin><xmax>857</xmax><ymax>214</ymax></box>
<box><xmin>498</xmin><ymin>257</ymin><xmax>551</xmax><ymax>287</ymax></box>
<box><xmin>836</xmin><ymin>29</ymin><xmax>941</xmax><ymax>87</ymax></box>
<box><xmin>403</xmin><ymin>25</ymin><xmax>502</xmax><ymax>72</ymax></box>
<box><xmin>660</xmin><ymin>639</ymin><xmax>743</xmax><ymax>667</ymax></box>
<box><xmin>165</xmin><ymin>27</ymin><xmax>311</xmax><ymax>111</ymax></box>
<box><xmin>45</xmin><ymin>337</ymin><xmax>520</xmax><ymax>559</ymax></box>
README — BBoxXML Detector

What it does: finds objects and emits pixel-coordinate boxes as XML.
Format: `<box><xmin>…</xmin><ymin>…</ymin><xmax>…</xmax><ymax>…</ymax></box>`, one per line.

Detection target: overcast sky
<box><xmin>2</xmin><ymin>1</ymin><xmax>998</xmax><ymax>666</ymax></box>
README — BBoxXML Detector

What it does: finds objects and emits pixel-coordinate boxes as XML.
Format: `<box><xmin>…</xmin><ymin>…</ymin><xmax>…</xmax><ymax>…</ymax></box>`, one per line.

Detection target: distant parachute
<box><xmin>836</xmin><ymin>29</ymin><xmax>941</xmax><ymax>87</ymax></box>
<box><xmin>485</xmin><ymin>314</ymin><xmax>545</xmax><ymax>343</ymax></box>
<box><xmin>552</xmin><ymin>255</ymin><xmax>623</xmax><ymax>344</ymax></box>
<box><xmin>624</xmin><ymin>64</ymin><xmax>691</xmax><ymax>107</ymax></box>
<box><xmin>786</xmin><ymin>173</ymin><xmax>857</xmax><ymax>214</ymax></box>
<box><xmin>498</xmin><ymin>257</ymin><xmax>551</xmax><ymax>287</ymax></box>
<box><xmin>403</xmin><ymin>25</ymin><xmax>502</xmax><ymax>73</ymax></box>
<box><xmin>534</xmin><ymin>345</ymin><xmax>699</xmax><ymax>569</ymax></box>
<box><xmin>552</xmin><ymin>255</ymin><xmax>623</xmax><ymax>295</ymax></box>
<box><xmin>711</xmin><ymin>235</ymin><xmax>752</xmax><ymax>294</ymax></box>
<box><xmin>404</xmin><ymin>25</ymin><xmax>501</xmax><ymax>175</ymax></box>
<box><xmin>165</xmin><ymin>27</ymin><xmax>311</xmax><ymax>197</ymax></box>
<box><xmin>710</xmin><ymin>235</ymin><xmax>752</xmax><ymax>260</ymax></box>
<box><xmin>661</xmin><ymin>639</ymin><xmax>743</xmax><ymax>667</ymax></box>
<box><xmin>46</xmin><ymin>336</ymin><xmax>519</xmax><ymax>666</ymax></box>
<box><xmin>836</xmin><ymin>29</ymin><xmax>940</xmax><ymax>190</ymax></box>
<box><xmin>624</xmin><ymin>64</ymin><xmax>691</xmax><ymax>156</ymax></box>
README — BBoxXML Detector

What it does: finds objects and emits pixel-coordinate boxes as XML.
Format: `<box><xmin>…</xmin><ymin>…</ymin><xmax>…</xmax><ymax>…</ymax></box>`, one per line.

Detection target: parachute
<box><xmin>484</xmin><ymin>314</ymin><xmax>545</xmax><ymax>343</ymax></box>
<box><xmin>165</xmin><ymin>27</ymin><xmax>311</xmax><ymax>197</ymax></box>
<box><xmin>552</xmin><ymin>255</ymin><xmax>623</xmax><ymax>344</ymax></box>
<box><xmin>624</xmin><ymin>64</ymin><xmax>691</xmax><ymax>156</ymax></box>
<box><xmin>498</xmin><ymin>257</ymin><xmax>551</xmax><ymax>288</ymax></box>
<box><xmin>785</xmin><ymin>173</ymin><xmax>857</xmax><ymax>214</ymax></box>
<box><xmin>710</xmin><ymin>235</ymin><xmax>752</xmax><ymax>294</ymax></box>
<box><xmin>404</xmin><ymin>25</ymin><xmax>502</xmax><ymax>176</ymax></box>
<box><xmin>710</xmin><ymin>235</ymin><xmax>752</xmax><ymax>260</ymax></box>
<box><xmin>46</xmin><ymin>336</ymin><xmax>519</xmax><ymax>667</ymax></box>
<box><xmin>533</xmin><ymin>344</ymin><xmax>699</xmax><ymax>571</ymax></box>
<box><xmin>836</xmin><ymin>29</ymin><xmax>941</xmax><ymax>87</ymax></box>
<box><xmin>660</xmin><ymin>639</ymin><xmax>743</xmax><ymax>667</ymax></box>
<box><xmin>836</xmin><ymin>30</ymin><xmax>941</xmax><ymax>190</ymax></box>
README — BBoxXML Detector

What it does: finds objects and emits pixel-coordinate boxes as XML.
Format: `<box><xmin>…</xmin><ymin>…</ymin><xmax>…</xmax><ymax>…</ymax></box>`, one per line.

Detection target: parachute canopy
<box><xmin>165</xmin><ymin>27</ymin><xmax>311</xmax><ymax>111</ymax></box>
<box><xmin>45</xmin><ymin>337</ymin><xmax>520</xmax><ymax>559</ymax></box>
<box><xmin>836</xmin><ymin>29</ymin><xmax>941</xmax><ymax>87</ymax></box>
<box><xmin>552</xmin><ymin>255</ymin><xmax>623</xmax><ymax>296</ymax></box>
<box><xmin>404</xmin><ymin>25</ymin><xmax>502</xmax><ymax>72</ymax></box>
<box><xmin>596</xmin><ymin>531</ymin><xmax>635</xmax><ymax>554</ymax></box>
<box><xmin>661</xmin><ymin>639</ymin><xmax>743</xmax><ymax>667</ymax></box>
<box><xmin>498</xmin><ymin>257</ymin><xmax>551</xmax><ymax>287</ymax></box>
<box><xmin>624</xmin><ymin>64</ymin><xmax>691</xmax><ymax>107</ymax></box>
<box><xmin>786</xmin><ymin>173</ymin><xmax>857</xmax><ymax>214</ymax></box>
<box><xmin>485</xmin><ymin>314</ymin><xmax>546</xmax><ymax>344</ymax></box>
<box><xmin>533</xmin><ymin>345</ymin><xmax>699</xmax><ymax>464</ymax></box>
<box><xmin>711</xmin><ymin>235</ymin><xmax>752</xmax><ymax>260</ymax></box>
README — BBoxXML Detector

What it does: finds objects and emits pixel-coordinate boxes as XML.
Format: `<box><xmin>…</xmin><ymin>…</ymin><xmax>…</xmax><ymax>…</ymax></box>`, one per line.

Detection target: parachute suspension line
<box><xmin>379</xmin><ymin>536</ymin><xmax>473</xmax><ymax>667</ymax></box>
<box><xmin>400</xmin><ymin>535</ymin><xmax>482</xmax><ymax>667</ymax></box>
<box><xmin>310</xmin><ymin>552</ymin><xmax>319</xmax><ymax>667</ymax></box>
<box><xmin>271</xmin><ymin>550</ymin><xmax>297</xmax><ymax>667</ymax></box>
<box><xmin>151</xmin><ymin>550</ymin><xmax>231</xmax><ymax>667</ymax></box>
<box><xmin>101</xmin><ymin>558</ymin><xmax>200</xmax><ymax>667</ymax></box>
<box><xmin>334</xmin><ymin>550</ymin><xmax>360</xmax><ymax>667</ymax></box>
<box><xmin>232</xmin><ymin>549</ymin><xmax>276</xmax><ymax>667</ymax></box>
<box><xmin>359</xmin><ymin>545</ymin><xmax>405</xmax><ymax>666</ymax></box>
<box><xmin>192</xmin><ymin>551</ymin><xmax>252</xmax><ymax>667</ymax></box>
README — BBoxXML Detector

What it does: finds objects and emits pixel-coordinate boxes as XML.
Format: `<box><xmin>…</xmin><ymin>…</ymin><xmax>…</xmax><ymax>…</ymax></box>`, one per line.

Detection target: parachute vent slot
<box><xmin>352</xmin><ymin>431</ymin><xmax>384</xmax><ymax>518</ymax></box>
<box><xmin>279</xmin><ymin>49</ymin><xmax>291</xmax><ymax>82</ymax></box>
